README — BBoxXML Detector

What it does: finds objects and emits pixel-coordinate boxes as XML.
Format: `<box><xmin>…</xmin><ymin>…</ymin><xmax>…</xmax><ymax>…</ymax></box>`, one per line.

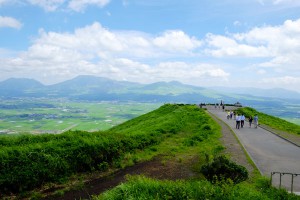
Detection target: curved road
<box><xmin>206</xmin><ymin>106</ymin><xmax>300</xmax><ymax>193</ymax></box>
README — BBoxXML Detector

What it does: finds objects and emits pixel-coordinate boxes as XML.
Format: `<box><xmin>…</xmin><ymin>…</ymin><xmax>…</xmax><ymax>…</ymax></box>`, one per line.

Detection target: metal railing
<box><xmin>271</xmin><ymin>172</ymin><xmax>300</xmax><ymax>193</ymax></box>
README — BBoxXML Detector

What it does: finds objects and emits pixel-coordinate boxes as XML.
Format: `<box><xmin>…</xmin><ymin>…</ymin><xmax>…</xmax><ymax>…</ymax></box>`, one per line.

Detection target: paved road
<box><xmin>206</xmin><ymin>106</ymin><xmax>300</xmax><ymax>193</ymax></box>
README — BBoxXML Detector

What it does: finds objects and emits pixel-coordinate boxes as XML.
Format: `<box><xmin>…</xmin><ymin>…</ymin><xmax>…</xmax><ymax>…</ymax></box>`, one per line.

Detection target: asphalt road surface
<box><xmin>206</xmin><ymin>106</ymin><xmax>300</xmax><ymax>194</ymax></box>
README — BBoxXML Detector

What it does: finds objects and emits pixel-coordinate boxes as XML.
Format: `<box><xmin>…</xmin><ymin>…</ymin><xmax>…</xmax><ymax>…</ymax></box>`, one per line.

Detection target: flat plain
<box><xmin>0</xmin><ymin>98</ymin><xmax>161</xmax><ymax>134</ymax></box>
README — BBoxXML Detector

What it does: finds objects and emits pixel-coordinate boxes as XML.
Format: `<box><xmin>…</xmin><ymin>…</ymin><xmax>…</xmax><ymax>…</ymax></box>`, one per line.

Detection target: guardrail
<box><xmin>271</xmin><ymin>172</ymin><xmax>300</xmax><ymax>193</ymax></box>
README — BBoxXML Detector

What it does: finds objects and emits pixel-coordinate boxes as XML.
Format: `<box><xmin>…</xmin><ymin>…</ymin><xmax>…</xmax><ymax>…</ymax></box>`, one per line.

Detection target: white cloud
<box><xmin>205</xmin><ymin>34</ymin><xmax>269</xmax><ymax>57</ymax></box>
<box><xmin>0</xmin><ymin>16</ymin><xmax>22</xmax><ymax>29</ymax></box>
<box><xmin>28</xmin><ymin>0</ymin><xmax>66</xmax><ymax>12</ymax></box>
<box><xmin>0</xmin><ymin>0</ymin><xmax>7</xmax><ymax>5</ymax></box>
<box><xmin>3</xmin><ymin>18</ymin><xmax>300</xmax><ymax>91</ymax></box>
<box><xmin>262</xmin><ymin>76</ymin><xmax>300</xmax><ymax>84</ymax></box>
<box><xmin>257</xmin><ymin>69</ymin><xmax>266</xmax><ymax>74</ymax></box>
<box><xmin>233</xmin><ymin>20</ymin><xmax>242</xmax><ymax>26</ymax></box>
<box><xmin>260</xmin><ymin>76</ymin><xmax>300</xmax><ymax>91</ymax></box>
<box><xmin>0</xmin><ymin>22</ymin><xmax>214</xmax><ymax>85</ymax></box>
<box><xmin>68</xmin><ymin>0</ymin><xmax>111</xmax><ymax>12</ymax></box>
<box><xmin>153</xmin><ymin>30</ymin><xmax>202</xmax><ymax>53</ymax></box>
<box><xmin>23</xmin><ymin>0</ymin><xmax>111</xmax><ymax>12</ymax></box>
<box><xmin>33</xmin><ymin>22</ymin><xmax>201</xmax><ymax>60</ymax></box>
<box><xmin>205</xmin><ymin>18</ymin><xmax>300</xmax><ymax>77</ymax></box>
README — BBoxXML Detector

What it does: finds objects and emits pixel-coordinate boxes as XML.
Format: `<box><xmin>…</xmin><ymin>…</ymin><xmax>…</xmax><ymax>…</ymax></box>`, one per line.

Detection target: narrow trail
<box><xmin>206</xmin><ymin>105</ymin><xmax>300</xmax><ymax>193</ymax></box>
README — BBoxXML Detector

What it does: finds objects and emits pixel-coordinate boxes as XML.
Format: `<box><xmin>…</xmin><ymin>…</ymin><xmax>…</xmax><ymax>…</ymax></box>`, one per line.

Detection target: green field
<box><xmin>0</xmin><ymin>98</ymin><xmax>161</xmax><ymax>134</ymax></box>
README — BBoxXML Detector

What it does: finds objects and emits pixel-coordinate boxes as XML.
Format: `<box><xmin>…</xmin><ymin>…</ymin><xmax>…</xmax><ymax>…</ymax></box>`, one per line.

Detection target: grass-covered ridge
<box><xmin>1</xmin><ymin>104</ymin><xmax>298</xmax><ymax>199</ymax></box>
<box><xmin>0</xmin><ymin>104</ymin><xmax>220</xmax><ymax>196</ymax></box>
<box><xmin>237</xmin><ymin>107</ymin><xmax>300</xmax><ymax>135</ymax></box>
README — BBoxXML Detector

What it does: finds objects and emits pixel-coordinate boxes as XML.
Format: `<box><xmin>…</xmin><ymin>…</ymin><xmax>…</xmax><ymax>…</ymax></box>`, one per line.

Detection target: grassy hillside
<box><xmin>1</xmin><ymin>104</ymin><xmax>298</xmax><ymax>199</ymax></box>
<box><xmin>0</xmin><ymin>104</ymin><xmax>222</xmax><ymax>197</ymax></box>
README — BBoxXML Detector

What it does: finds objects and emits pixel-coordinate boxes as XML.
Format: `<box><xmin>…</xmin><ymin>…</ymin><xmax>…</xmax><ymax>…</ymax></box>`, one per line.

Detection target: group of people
<box><xmin>226</xmin><ymin>111</ymin><xmax>258</xmax><ymax>129</ymax></box>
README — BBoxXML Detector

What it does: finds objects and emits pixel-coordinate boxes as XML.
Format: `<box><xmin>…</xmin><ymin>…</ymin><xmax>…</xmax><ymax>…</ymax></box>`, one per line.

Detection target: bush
<box><xmin>201</xmin><ymin>155</ymin><xmax>248</xmax><ymax>184</ymax></box>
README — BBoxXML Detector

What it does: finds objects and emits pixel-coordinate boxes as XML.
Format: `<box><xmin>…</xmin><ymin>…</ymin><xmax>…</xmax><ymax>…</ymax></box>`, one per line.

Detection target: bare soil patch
<box><xmin>42</xmin><ymin>155</ymin><xmax>199</xmax><ymax>200</ymax></box>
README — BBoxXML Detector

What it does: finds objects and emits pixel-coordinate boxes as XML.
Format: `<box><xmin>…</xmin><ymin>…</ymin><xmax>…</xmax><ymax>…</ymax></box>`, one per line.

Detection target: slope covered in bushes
<box><xmin>0</xmin><ymin>104</ymin><xmax>218</xmax><ymax>195</ymax></box>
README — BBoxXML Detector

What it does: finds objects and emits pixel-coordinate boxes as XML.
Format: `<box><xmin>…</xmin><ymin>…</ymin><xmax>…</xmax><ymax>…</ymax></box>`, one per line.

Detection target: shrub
<box><xmin>201</xmin><ymin>155</ymin><xmax>248</xmax><ymax>184</ymax></box>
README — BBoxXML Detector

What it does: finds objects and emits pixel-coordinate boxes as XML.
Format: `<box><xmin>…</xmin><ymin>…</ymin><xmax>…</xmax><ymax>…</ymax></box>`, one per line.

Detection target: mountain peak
<box><xmin>0</xmin><ymin>78</ymin><xmax>44</xmax><ymax>88</ymax></box>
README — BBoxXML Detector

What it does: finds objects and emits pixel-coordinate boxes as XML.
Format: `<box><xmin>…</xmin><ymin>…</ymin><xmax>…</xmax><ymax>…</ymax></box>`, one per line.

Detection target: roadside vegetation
<box><xmin>95</xmin><ymin>175</ymin><xmax>298</xmax><ymax>200</ymax></box>
<box><xmin>0</xmin><ymin>104</ymin><xmax>298</xmax><ymax>199</ymax></box>
<box><xmin>237</xmin><ymin>107</ymin><xmax>300</xmax><ymax>135</ymax></box>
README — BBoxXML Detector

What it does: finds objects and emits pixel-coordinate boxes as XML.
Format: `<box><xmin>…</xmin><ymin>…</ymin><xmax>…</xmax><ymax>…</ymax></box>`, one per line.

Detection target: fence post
<box><xmin>279</xmin><ymin>173</ymin><xmax>283</xmax><ymax>188</ymax></box>
<box><xmin>291</xmin><ymin>174</ymin><xmax>294</xmax><ymax>193</ymax></box>
<box><xmin>270</xmin><ymin>172</ymin><xmax>273</xmax><ymax>187</ymax></box>
<box><xmin>271</xmin><ymin>171</ymin><xmax>299</xmax><ymax>193</ymax></box>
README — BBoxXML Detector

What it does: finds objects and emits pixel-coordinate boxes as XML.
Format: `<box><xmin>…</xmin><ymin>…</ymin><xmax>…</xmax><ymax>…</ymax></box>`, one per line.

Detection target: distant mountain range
<box><xmin>0</xmin><ymin>75</ymin><xmax>300</xmax><ymax>104</ymax></box>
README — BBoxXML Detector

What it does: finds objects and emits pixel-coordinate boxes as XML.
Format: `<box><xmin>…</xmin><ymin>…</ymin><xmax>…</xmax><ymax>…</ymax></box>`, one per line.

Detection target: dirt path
<box><xmin>42</xmin><ymin>155</ymin><xmax>199</xmax><ymax>200</ymax></box>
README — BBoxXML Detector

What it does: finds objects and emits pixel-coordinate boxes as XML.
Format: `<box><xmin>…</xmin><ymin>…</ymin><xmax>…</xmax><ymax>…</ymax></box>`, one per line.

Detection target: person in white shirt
<box><xmin>236</xmin><ymin>114</ymin><xmax>241</xmax><ymax>129</ymax></box>
<box><xmin>241</xmin><ymin>114</ymin><xmax>245</xmax><ymax>128</ymax></box>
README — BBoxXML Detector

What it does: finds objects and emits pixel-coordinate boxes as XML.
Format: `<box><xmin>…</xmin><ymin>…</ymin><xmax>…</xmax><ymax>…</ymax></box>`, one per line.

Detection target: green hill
<box><xmin>0</xmin><ymin>104</ymin><xmax>298</xmax><ymax>199</ymax></box>
<box><xmin>0</xmin><ymin>104</ymin><xmax>221</xmax><ymax>196</ymax></box>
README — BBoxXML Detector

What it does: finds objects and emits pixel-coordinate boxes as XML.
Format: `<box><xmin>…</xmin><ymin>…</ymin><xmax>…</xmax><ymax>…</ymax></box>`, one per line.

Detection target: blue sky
<box><xmin>1</xmin><ymin>0</ymin><xmax>300</xmax><ymax>92</ymax></box>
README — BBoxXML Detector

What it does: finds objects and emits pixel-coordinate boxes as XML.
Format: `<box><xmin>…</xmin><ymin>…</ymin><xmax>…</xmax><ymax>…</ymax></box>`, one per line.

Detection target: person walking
<box><xmin>241</xmin><ymin>114</ymin><xmax>245</xmax><ymax>128</ymax></box>
<box><xmin>254</xmin><ymin>114</ymin><xmax>258</xmax><ymax>128</ymax></box>
<box><xmin>249</xmin><ymin>116</ymin><xmax>253</xmax><ymax>128</ymax></box>
<box><xmin>236</xmin><ymin>114</ymin><xmax>241</xmax><ymax>129</ymax></box>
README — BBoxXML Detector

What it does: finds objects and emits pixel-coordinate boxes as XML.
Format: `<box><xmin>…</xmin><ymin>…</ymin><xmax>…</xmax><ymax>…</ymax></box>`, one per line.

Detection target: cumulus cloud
<box><xmin>68</xmin><ymin>0</ymin><xmax>111</xmax><ymax>12</ymax></box>
<box><xmin>33</xmin><ymin>22</ymin><xmax>202</xmax><ymax>60</ymax></box>
<box><xmin>153</xmin><ymin>31</ymin><xmax>202</xmax><ymax>53</ymax></box>
<box><xmin>205</xmin><ymin>34</ymin><xmax>269</xmax><ymax>57</ymax></box>
<box><xmin>0</xmin><ymin>0</ymin><xmax>111</xmax><ymax>12</ymax></box>
<box><xmin>205</xmin><ymin>18</ymin><xmax>300</xmax><ymax>77</ymax></box>
<box><xmin>0</xmin><ymin>0</ymin><xmax>7</xmax><ymax>5</ymax></box>
<box><xmin>0</xmin><ymin>22</ymin><xmax>216</xmax><ymax>85</ymax></box>
<box><xmin>0</xmin><ymin>16</ymin><xmax>22</xmax><ymax>29</ymax></box>
<box><xmin>28</xmin><ymin>0</ymin><xmax>66</xmax><ymax>12</ymax></box>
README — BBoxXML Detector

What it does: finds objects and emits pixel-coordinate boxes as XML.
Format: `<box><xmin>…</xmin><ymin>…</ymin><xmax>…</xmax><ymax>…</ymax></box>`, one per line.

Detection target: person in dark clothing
<box><xmin>249</xmin><ymin>116</ymin><xmax>253</xmax><ymax>128</ymax></box>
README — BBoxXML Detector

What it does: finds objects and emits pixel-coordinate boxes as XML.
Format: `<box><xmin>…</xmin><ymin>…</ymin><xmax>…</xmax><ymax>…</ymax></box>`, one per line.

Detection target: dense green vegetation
<box><xmin>201</xmin><ymin>155</ymin><xmax>248</xmax><ymax>184</ymax></box>
<box><xmin>0</xmin><ymin>104</ymin><xmax>219</xmax><ymax>196</ymax></box>
<box><xmin>95</xmin><ymin>176</ymin><xmax>299</xmax><ymax>200</ymax></box>
<box><xmin>1</xmin><ymin>104</ymin><xmax>298</xmax><ymax>199</ymax></box>
<box><xmin>237</xmin><ymin>107</ymin><xmax>300</xmax><ymax>135</ymax></box>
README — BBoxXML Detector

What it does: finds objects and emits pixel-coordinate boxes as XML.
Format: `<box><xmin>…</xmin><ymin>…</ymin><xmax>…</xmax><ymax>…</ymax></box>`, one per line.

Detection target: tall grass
<box><xmin>94</xmin><ymin>176</ymin><xmax>299</xmax><ymax>200</ymax></box>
